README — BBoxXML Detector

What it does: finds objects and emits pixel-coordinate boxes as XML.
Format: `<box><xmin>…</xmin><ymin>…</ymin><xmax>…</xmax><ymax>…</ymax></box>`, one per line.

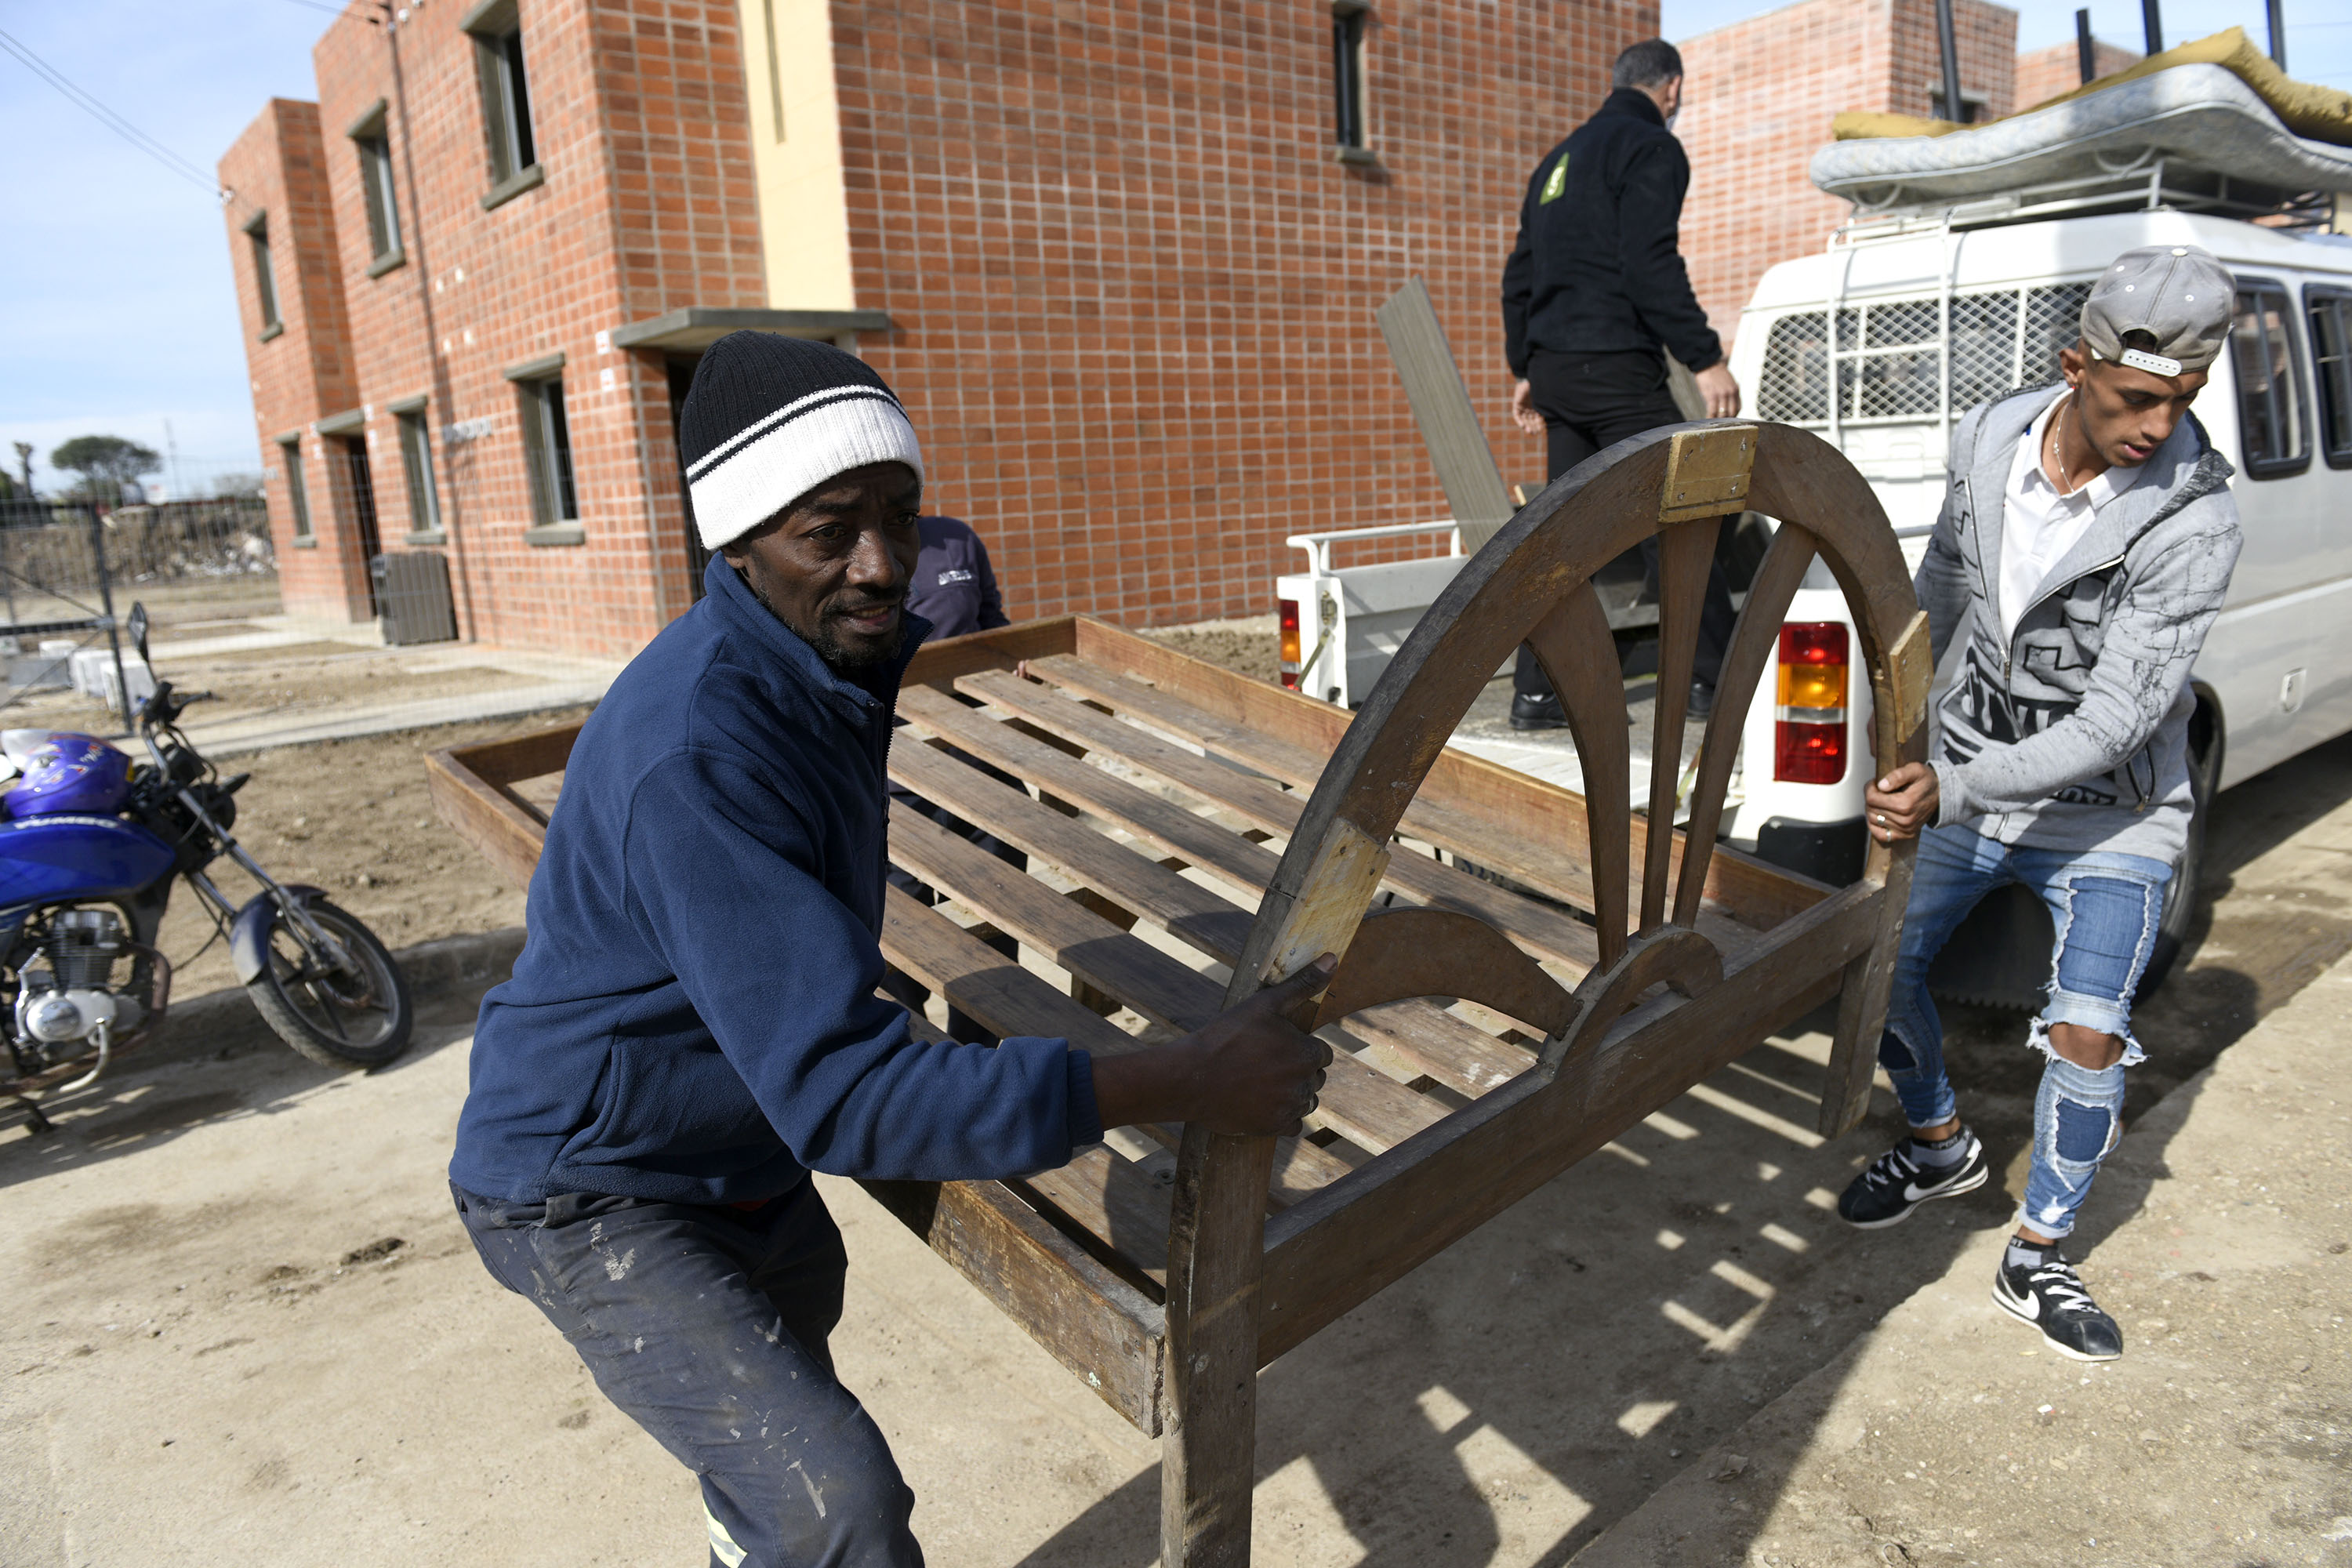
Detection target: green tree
<box><xmin>49</xmin><ymin>435</ymin><xmax>162</xmax><ymax>504</ymax></box>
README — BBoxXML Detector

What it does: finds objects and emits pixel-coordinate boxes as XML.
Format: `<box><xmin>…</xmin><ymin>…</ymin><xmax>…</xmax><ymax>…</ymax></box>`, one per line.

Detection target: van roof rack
<box><xmin>1831</xmin><ymin>155</ymin><xmax>2331</xmax><ymax>243</ymax></box>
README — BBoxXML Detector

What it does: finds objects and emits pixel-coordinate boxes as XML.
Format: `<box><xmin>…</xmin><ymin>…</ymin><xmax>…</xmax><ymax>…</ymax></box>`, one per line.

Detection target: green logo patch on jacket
<box><xmin>1539</xmin><ymin>155</ymin><xmax>1569</xmax><ymax>204</ymax></box>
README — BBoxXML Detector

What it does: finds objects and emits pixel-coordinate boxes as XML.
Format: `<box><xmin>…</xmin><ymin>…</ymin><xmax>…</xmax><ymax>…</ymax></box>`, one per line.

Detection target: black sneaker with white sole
<box><xmin>1835</xmin><ymin>1131</ymin><xmax>1989</xmax><ymax>1228</ymax></box>
<box><xmin>1993</xmin><ymin>1251</ymin><xmax>2123</xmax><ymax>1361</ymax></box>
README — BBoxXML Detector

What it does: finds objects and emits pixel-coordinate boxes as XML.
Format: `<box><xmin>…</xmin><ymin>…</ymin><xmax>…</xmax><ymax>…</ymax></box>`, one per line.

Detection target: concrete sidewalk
<box><xmin>1574</xmin><ymin>951</ymin><xmax>2352</xmax><ymax>1567</ymax></box>
<box><xmin>129</xmin><ymin>615</ymin><xmax>620</xmax><ymax>755</ymax></box>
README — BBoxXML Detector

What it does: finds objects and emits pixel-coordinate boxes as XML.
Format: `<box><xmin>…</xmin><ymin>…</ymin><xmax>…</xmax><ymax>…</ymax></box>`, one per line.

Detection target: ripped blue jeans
<box><xmin>1879</xmin><ymin>825</ymin><xmax>2170</xmax><ymax>1239</ymax></box>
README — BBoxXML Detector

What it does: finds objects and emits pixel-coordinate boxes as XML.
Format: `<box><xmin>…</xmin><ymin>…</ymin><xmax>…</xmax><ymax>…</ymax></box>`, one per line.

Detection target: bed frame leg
<box><xmin>1160</xmin><ymin>1128</ymin><xmax>1274</xmax><ymax>1566</ymax></box>
<box><xmin>1818</xmin><ymin>838</ymin><xmax>1917</xmax><ymax>1138</ymax></box>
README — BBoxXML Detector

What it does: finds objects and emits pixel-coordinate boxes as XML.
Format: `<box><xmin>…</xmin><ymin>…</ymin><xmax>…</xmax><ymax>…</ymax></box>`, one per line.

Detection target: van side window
<box><xmin>2311</xmin><ymin>288</ymin><xmax>2352</xmax><ymax>470</ymax></box>
<box><xmin>1759</xmin><ymin>313</ymin><xmax>1831</xmax><ymax>423</ymax></box>
<box><xmin>2231</xmin><ymin>281</ymin><xmax>2311</xmax><ymax>481</ymax></box>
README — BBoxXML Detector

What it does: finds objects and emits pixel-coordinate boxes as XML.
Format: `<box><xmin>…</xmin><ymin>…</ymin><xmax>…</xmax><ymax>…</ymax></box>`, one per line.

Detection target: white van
<box><xmin>1721</xmin><ymin>205</ymin><xmax>2352</xmax><ymax>984</ymax></box>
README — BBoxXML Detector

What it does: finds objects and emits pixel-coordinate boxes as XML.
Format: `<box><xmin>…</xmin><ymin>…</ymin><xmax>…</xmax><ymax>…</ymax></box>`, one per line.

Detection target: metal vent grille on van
<box><xmin>1758</xmin><ymin>281</ymin><xmax>2092</xmax><ymax>427</ymax></box>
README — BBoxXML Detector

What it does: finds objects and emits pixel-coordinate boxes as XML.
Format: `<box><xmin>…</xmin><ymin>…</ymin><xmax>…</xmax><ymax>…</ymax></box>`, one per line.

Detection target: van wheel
<box><xmin>2136</xmin><ymin>717</ymin><xmax>2220</xmax><ymax>1000</ymax></box>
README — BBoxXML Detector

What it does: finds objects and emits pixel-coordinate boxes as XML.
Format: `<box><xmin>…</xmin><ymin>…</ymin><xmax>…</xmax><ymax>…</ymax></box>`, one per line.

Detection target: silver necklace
<box><xmin>2049</xmin><ymin>393</ymin><xmax>2078</xmax><ymax>495</ymax></box>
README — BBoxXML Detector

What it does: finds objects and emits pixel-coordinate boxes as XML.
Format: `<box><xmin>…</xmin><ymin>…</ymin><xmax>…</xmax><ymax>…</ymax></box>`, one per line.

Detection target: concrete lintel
<box><xmin>460</xmin><ymin>0</ymin><xmax>517</xmax><ymax>33</ymax></box>
<box><xmin>345</xmin><ymin>97</ymin><xmax>388</xmax><ymax>141</ymax></box>
<box><xmin>610</xmin><ymin>307</ymin><xmax>894</xmax><ymax>354</ymax></box>
<box><xmin>503</xmin><ymin>350</ymin><xmax>566</xmax><ymax>383</ymax></box>
<box><xmin>314</xmin><ymin>407</ymin><xmax>367</xmax><ymax>435</ymax></box>
<box><xmin>385</xmin><ymin>393</ymin><xmax>429</xmax><ymax>416</ymax></box>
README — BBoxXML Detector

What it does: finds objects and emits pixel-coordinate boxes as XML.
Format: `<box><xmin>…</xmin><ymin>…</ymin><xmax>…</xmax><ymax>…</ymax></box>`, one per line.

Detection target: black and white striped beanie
<box><xmin>677</xmin><ymin>332</ymin><xmax>923</xmax><ymax>551</ymax></box>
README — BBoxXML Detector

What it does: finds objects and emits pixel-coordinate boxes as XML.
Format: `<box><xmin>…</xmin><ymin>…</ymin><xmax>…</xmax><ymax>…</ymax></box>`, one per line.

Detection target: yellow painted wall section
<box><xmin>738</xmin><ymin>0</ymin><xmax>855</xmax><ymax>309</ymax></box>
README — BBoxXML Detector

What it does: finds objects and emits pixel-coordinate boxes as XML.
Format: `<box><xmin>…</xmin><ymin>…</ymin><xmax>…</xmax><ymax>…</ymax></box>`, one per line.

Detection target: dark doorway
<box><xmin>334</xmin><ymin>435</ymin><xmax>383</xmax><ymax>612</ymax></box>
<box><xmin>666</xmin><ymin>354</ymin><xmax>711</xmax><ymax>599</ymax></box>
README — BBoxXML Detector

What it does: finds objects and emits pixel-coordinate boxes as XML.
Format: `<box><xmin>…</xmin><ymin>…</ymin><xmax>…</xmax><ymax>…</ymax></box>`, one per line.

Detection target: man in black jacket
<box><xmin>1501</xmin><ymin>38</ymin><xmax>1741</xmax><ymax>730</ymax></box>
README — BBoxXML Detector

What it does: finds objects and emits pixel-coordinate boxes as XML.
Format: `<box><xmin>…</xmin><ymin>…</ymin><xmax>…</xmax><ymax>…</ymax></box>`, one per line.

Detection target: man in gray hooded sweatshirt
<box><xmin>1842</xmin><ymin>245</ymin><xmax>2241</xmax><ymax>1363</ymax></box>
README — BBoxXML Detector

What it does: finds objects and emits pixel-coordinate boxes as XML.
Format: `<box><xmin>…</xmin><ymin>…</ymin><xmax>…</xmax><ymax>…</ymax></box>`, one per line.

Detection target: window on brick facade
<box><xmin>467</xmin><ymin>0</ymin><xmax>539</xmax><ymax>187</ymax></box>
<box><xmin>2310</xmin><ymin>288</ymin><xmax>2352</xmax><ymax>469</ymax></box>
<box><xmin>278</xmin><ymin>437</ymin><xmax>311</xmax><ymax>538</ymax></box>
<box><xmin>2233</xmin><ymin>281</ymin><xmax>2310</xmax><ymax>480</ymax></box>
<box><xmin>245</xmin><ymin>215</ymin><xmax>281</xmax><ymax>335</ymax></box>
<box><xmin>354</xmin><ymin>114</ymin><xmax>402</xmax><ymax>263</ymax></box>
<box><xmin>396</xmin><ymin>409</ymin><xmax>441</xmax><ymax>536</ymax></box>
<box><xmin>1332</xmin><ymin>2</ymin><xmax>1369</xmax><ymax>149</ymax></box>
<box><xmin>1927</xmin><ymin>89</ymin><xmax>1986</xmax><ymax>124</ymax></box>
<box><xmin>518</xmin><ymin>377</ymin><xmax>579</xmax><ymax>525</ymax></box>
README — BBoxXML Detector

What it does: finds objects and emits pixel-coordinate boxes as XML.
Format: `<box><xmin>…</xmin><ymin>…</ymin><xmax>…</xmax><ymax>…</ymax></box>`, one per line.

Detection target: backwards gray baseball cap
<box><xmin>2080</xmin><ymin>245</ymin><xmax>2236</xmax><ymax>376</ymax></box>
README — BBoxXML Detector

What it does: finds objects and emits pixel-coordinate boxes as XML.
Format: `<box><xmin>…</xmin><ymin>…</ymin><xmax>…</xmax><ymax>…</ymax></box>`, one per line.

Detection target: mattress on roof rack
<box><xmin>1812</xmin><ymin>64</ymin><xmax>2352</xmax><ymax>209</ymax></box>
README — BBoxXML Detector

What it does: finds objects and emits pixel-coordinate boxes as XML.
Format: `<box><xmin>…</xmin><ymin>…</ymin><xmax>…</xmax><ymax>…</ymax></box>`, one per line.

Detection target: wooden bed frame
<box><xmin>426</xmin><ymin>423</ymin><xmax>1927</xmax><ymax>1565</ymax></box>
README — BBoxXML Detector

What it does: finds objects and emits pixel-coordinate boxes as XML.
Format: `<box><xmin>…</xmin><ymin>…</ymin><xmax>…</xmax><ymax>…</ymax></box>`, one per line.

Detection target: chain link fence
<box><xmin>0</xmin><ymin>496</ymin><xmax>275</xmax><ymax>725</ymax></box>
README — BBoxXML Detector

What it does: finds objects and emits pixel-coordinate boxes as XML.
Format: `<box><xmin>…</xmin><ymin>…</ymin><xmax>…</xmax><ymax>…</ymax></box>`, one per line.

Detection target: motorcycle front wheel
<box><xmin>244</xmin><ymin>898</ymin><xmax>413</xmax><ymax>1069</ymax></box>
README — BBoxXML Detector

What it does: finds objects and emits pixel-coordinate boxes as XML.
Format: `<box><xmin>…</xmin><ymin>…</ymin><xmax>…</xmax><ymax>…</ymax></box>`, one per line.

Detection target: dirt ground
<box><xmin>3</xmin><ymin>619</ymin><xmax>2350</xmax><ymax>1564</ymax></box>
<box><xmin>1144</xmin><ymin>623</ymin><xmax>1280</xmax><ymax>684</ymax></box>
<box><xmin>1580</xmin><ymin>951</ymin><xmax>2352</xmax><ymax>1568</ymax></box>
<box><xmin>127</xmin><ymin>710</ymin><xmax>589</xmax><ymax>998</ymax></box>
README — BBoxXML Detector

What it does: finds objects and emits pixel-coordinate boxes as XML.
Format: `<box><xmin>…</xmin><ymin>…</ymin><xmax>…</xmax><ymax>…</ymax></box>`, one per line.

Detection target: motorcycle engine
<box><xmin>15</xmin><ymin>909</ymin><xmax>142</xmax><ymax>1046</ymax></box>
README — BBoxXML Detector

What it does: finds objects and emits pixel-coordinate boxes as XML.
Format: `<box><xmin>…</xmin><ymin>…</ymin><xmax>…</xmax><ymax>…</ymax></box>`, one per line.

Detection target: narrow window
<box><xmin>1332</xmin><ymin>2</ymin><xmax>1368</xmax><ymax>151</ymax></box>
<box><xmin>469</xmin><ymin>1</ymin><xmax>539</xmax><ymax>192</ymax></box>
<box><xmin>245</xmin><ymin>215</ymin><xmax>281</xmax><ymax>335</ymax></box>
<box><xmin>1928</xmin><ymin>89</ymin><xmax>1984</xmax><ymax>124</ymax></box>
<box><xmin>278</xmin><ymin>437</ymin><xmax>311</xmax><ymax>537</ymax></box>
<box><xmin>476</xmin><ymin>27</ymin><xmax>537</xmax><ymax>183</ymax></box>
<box><xmin>2311</xmin><ymin>289</ymin><xmax>2352</xmax><ymax>469</ymax></box>
<box><xmin>518</xmin><ymin>377</ymin><xmax>579</xmax><ymax>526</ymax></box>
<box><xmin>2231</xmin><ymin>281</ymin><xmax>2310</xmax><ymax>480</ymax></box>
<box><xmin>351</xmin><ymin>107</ymin><xmax>402</xmax><ymax>265</ymax></box>
<box><xmin>396</xmin><ymin>409</ymin><xmax>441</xmax><ymax>535</ymax></box>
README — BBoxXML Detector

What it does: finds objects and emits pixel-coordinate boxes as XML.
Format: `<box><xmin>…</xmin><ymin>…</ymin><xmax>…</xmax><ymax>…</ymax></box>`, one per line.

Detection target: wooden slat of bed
<box><xmin>948</xmin><ymin>670</ymin><xmax>1601</xmax><ymax>976</ymax></box>
<box><xmin>887</xmin><ymin>803</ymin><xmax>1447</xmax><ymax>1159</ymax></box>
<box><xmin>880</xmin><ymin>885</ymin><xmax>1351</xmax><ymax>1207</ymax></box>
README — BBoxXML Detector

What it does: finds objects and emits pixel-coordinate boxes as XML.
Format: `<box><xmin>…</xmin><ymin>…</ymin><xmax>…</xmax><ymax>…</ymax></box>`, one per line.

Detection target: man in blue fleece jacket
<box><xmin>449</xmin><ymin>333</ymin><xmax>1333</xmax><ymax>1567</ymax></box>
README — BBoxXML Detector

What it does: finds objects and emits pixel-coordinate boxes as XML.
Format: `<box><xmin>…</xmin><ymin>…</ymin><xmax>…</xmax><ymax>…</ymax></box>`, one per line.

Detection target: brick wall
<box><xmin>303</xmin><ymin>0</ymin><xmax>769</xmax><ymax>659</ymax></box>
<box><xmin>1676</xmin><ymin>0</ymin><xmax>2016</xmax><ymax>354</ymax></box>
<box><xmin>836</xmin><ymin>0</ymin><xmax>1650</xmax><ymax>627</ymax></box>
<box><xmin>220</xmin><ymin>100</ymin><xmax>366</xmax><ymax>622</ymax></box>
<box><xmin>2015</xmin><ymin>37</ymin><xmax>2140</xmax><ymax>110</ymax></box>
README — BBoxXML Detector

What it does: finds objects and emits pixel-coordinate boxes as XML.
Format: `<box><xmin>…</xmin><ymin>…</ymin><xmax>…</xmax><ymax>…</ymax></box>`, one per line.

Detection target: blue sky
<box><xmin>2</xmin><ymin>1</ymin><xmax>2347</xmax><ymax>496</ymax></box>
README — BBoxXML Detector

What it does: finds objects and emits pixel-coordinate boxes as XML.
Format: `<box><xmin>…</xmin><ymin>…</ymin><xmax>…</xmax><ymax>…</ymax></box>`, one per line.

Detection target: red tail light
<box><xmin>1278</xmin><ymin>598</ymin><xmax>1302</xmax><ymax>689</ymax></box>
<box><xmin>1773</xmin><ymin>622</ymin><xmax>1849</xmax><ymax>785</ymax></box>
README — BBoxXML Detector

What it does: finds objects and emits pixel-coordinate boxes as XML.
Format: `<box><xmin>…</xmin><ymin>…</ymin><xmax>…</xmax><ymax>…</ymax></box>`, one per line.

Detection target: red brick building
<box><xmin>2015</xmin><ymin>35</ymin><xmax>2141</xmax><ymax>111</ymax></box>
<box><xmin>222</xmin><ymin>1</ymin><xmax>1659</xmax><ymax>653</ymax></box>
<box><xmin>220</xmin><ymin>100</ymin><xmax>365</xmax><ymax>624</ymax></box>
<box><xmin>1674</xmin><ymin>0</ymin><xmax>2022</xmax><ymax>354</ymax></box>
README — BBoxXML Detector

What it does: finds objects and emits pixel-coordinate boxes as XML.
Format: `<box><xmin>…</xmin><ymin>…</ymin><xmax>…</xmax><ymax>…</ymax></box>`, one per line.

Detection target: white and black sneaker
<box><xmin>1835</xmin><ymin>1130</ymin><xmax>1989</xmax><ymax>1229</ymax></box>
<box><xmin>1993</xmin><ymin>1247</ymin><xmax>2123</xmax><ymax>1362</ymax></box>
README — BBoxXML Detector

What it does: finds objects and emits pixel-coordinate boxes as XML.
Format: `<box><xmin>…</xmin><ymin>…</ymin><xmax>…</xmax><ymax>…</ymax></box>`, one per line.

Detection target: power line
<box><xmin>0</xmin><ymin>25</ymin><xmax>224</xmax><ymax>199</ymax></box>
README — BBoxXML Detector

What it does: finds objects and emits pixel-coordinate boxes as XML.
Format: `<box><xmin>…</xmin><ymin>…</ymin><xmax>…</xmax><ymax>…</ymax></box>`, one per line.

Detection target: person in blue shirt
<box><xmin>885</xmin><ymin>514</ymin><xmax>1022</xmax><ymax>1043</ymax></box>
<box><xmin>448</xmin><ymin>333</ymin><xmax>1332</xmax><ymax>1568</ymax></box>
<box><xmin>905</xmin><ymin>514</ymin><xmax>1007</xmax><ymax>637</ymax></box>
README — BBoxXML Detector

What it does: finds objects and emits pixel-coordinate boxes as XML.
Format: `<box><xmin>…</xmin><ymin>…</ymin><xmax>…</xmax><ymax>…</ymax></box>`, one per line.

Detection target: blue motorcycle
<box><xmin>2</xmin><ymin>603</ymin><xmax>410</xmax><ymax>1126</ymax></box>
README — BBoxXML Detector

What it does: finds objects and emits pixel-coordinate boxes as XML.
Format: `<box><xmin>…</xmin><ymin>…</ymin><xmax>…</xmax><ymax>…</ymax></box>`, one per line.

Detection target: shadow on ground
<box><xmin>0</xmin><ymin>936</ymin><xmax>514</xmax><ymax>1194</ymax></box>
<box><xmin>1013</xmin><ymin>734</ymin><xmax>2352</xmax><ymax>1566</ymax></box>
